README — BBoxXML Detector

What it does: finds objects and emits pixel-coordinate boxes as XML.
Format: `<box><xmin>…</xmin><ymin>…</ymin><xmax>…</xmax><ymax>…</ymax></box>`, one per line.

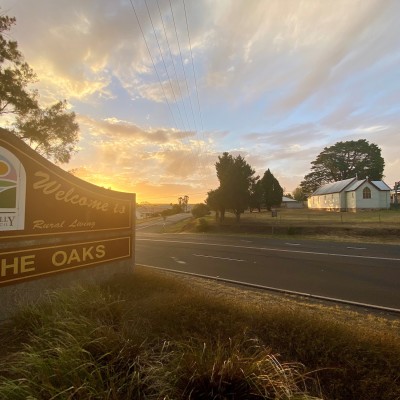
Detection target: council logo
<box><xmin>0</xmin><ymin>147</ymin><xmax>26</xmax><ymax>231</ymax></box>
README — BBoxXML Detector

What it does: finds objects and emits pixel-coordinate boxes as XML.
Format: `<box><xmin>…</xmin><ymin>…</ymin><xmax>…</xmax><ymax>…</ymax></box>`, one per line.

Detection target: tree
<box><xmin>249</xmin><ymin>180</ymin><xmax>263</xmax><ymax>212</ymax></box>
<box><xmin>14</xmin><ymin>100</ymin><xmax>79</xmax><ymax>163</ymax></box>
<box><xmin>0</xmin><ymin>13</ymin><xmax>79</xmax><ymax>164</ymax></box>
<box><xmin>292</xmin><ymin>187</ymin><xmax>307</xmax><ymax>201</ymax></box>
<box><xmin>205</xmin><ymin>188</ymin><xmax>225</xmax><ymax>222</ymax></box>
<box><xmin>183</xmin><ymin>195</ymin><xmax>189</xmax><ymax>212</ymax></box>
<box><xmin>214</xmin><ymin>152</ymin><xmax>257</xmax><ymax>222</ymax></box>
<box><xmin>178</xmin><ymin>195</ymin><xmax>189</xmax><ymax>212</ymax></box>
<box><xmin>0</xmin><ymin>15</ymin><xmax>38</xmax><ymax>116</ymax></box>
<box><xmin>300</xmin><ymin>139</ymin><xmax>385</xmax><ymax>195</ymax></box>
<box><xmin>260</xmin><ymin>169</ymin><xmax>283</xmax><ymax>211</ymax></box>
<box><xmin>161</xmin><ymin>203</ymin><xmax>183</xmax><ymax>218</ymax></box>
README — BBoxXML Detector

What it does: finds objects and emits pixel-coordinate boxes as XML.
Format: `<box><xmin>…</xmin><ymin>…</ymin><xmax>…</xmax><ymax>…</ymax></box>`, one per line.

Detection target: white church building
<box><xmin>308</xmin><ymin>177</ymin><xmax>391</xmax><ymax>212</ymax></box>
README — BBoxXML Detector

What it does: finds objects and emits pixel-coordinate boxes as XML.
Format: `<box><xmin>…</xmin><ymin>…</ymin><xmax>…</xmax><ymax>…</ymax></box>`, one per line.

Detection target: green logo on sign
<box><xmin>0</xmin><ymin>158</ymin><xmax>17</xmax><ymax>208</ymax></box>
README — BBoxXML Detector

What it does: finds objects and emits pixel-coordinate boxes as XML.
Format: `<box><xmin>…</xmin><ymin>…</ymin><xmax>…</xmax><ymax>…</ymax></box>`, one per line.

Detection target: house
<box><xmin>281</xmin><ymin>196</ymin><xmax>303</xmax><ymax>209</ymax></box>
<box><xmin>308</xmin><ymin>177</ymin><xmax>391</xmax><ymax>212</ymax></box>
<box><xmin>391</xmin><ymin>181</ymin><xmax>400</xmax><ymax>205</ymax></box>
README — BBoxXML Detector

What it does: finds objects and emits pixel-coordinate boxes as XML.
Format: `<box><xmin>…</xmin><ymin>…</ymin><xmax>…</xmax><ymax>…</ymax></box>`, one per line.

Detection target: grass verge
<box><xmin>0</xmin><ymin>268</ymin><xmax>399</xmax><ymax>399</ymax></box>
<box><xmin>163</xmin><ymin>210</ymin><xmax>400</xmax><ymax>244</ymax></box>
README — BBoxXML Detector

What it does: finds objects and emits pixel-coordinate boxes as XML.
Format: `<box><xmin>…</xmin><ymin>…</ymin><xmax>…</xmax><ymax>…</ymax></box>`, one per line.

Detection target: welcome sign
<box><xmin>0</xmin><ymin>132</ymin><xmax>132</xmax><ymax>237</ymax></box>
<box><xmin>0</xmin><ymin>128</ymin><xmax>135</xmax><ymax>288</ymax></box>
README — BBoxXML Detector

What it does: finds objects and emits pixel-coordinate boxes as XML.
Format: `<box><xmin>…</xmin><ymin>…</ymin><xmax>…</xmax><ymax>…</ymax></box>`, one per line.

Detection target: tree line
<box><xmin>205</xmin><ymin>152</ymin><xmax>283</xmax><ymax>222</ymax></box>
<box><xmin>200</xmin><ymin>139</ymin><xmax>385</xmax><ymax>222</ymax></box>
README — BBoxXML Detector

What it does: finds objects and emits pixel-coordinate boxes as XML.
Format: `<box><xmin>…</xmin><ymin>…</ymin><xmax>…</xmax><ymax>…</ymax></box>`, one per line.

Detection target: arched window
<box><xmin>363</xmin><ymin>187</ymin><xmax>371</xmax><ymax>199</ymax></box>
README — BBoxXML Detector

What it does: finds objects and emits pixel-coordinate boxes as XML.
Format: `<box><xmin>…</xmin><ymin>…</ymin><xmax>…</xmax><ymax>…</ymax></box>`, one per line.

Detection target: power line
<box><xmin>129</xmin><ymin>0</ymin><xmax>194</xmax><ymax>155</ymax></box>
<box><xmin>155</xmin><ymin>0</ymin><xmax>195</xmax><ymax>135</ymax></box>
<box><xmin>144</xmin><ymin>0</ymin><xmax>205</xmax><ymax>164</ymax></box>
<box><xmin>180</xmin><ymin>0</ymin><xmax>208</xmax><ymax>178</ymax></box>
<box><xmin>182</xmin><ymin>0</ymin><xmax>205</xmax><ymax>139</ymax></box>
<box><xmin>168</xmin><ymin>0</ymin><xmax>204</xmax><ymax>172</ymax></box>
<box><xmin>168</xmin><ymin>0</ymin><xmax>198</xmax><ymax>137</ymax></box>
<box><xmin>144</xmin><ymin>0</ymin><xmax>189</xmax><ymax>134</ymax></box>
<box><xmin>128</xmin><ymin>0</ymin><xmax>179</xmax><ymax>129</ymax></box>
<box><xmin>129</xmin><ymin>0</ymin><xmax>204</xmax><ymax>171</ymax></box>
<box><xmin>128</xmin><ymin>0</ymin><xmax>207</xmax><ymax>180</ymax></box>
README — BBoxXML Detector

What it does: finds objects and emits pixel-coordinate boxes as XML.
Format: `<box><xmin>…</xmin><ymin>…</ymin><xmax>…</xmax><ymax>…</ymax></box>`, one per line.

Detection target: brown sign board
<box><xmin>0</xmin><ymin>236</ymin><xmax>131</xmax><ymax>287</ymax></box>
<box><xmin>0</xmin><ymin>128</ymin><xmax>135</xmax><ymax>287</ymax></box>
<box><xmin>0</xmin><ymin>128</ymin><xmax>134</xmax><ymax>237</ymax></box>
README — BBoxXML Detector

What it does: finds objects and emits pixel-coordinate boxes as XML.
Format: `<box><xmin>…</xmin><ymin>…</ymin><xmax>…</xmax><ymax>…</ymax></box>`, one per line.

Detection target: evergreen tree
<box><xmin>206</xmin><ymin>188</ymin><xmax>225</xmax><ymax>222</ymax></box>
<box><xmin>261</xmin><ymin>169</ymin><xmax>283</xmax><ymax>211</ymax></box>
<box><xmin>210</xmin><ymin>152</ymin><xmax>257</xmax><ymax>222</ymax></box>
<box><xmin>249</xmin><ymin>180</ymin><xmax>263</xmax><ymax>212</ymax></box>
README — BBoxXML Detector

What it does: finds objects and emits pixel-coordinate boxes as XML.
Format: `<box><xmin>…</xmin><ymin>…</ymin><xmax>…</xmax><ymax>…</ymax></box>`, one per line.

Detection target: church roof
<box><xmin>345</xmin><ymin>180</ymin><xmax>364</xmax><ymax>192</ymax></box>
<box><xmin>312</xmin><ymin>178</ymin><xmax>356</xmax><ymax>195</ymax></box>
<box><xmin>371</xmin><ymin>181</ymin><xmax>391</xmax><ymax>191</ymax></box>
<box><xmin>312</xmin><ymin>178</ymin><xmax>391</xmax><ymax>195</ymax></box>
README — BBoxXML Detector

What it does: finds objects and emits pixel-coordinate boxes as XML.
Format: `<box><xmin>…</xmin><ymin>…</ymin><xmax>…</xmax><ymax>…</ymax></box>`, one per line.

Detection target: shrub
<box><xmin>196</xmin><ymin>218</ymin><xmax>210</xmax><ymax>232</ymax></box>
<box><xmin>192</xmin><ymin>203</ymin><xmax>210</xmax><ymax>218</ymax></box>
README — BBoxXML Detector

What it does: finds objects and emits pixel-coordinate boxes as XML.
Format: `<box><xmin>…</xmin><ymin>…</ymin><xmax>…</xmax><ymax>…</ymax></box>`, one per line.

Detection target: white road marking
<box><xmin>171</xmin><ymin>257</ymin><xmax>186</xmax><ymax>264</ymax></box>
<box><xmin>137</xmin><ymin>238</ymin><xmax>400</xmax><ymax>261</ymax></box>
<box><xmin>347</xmin><ymin>246</ymin><xmax>367</xmax><ymax>250</ymax></box>
<box><xmin>193</xmin><ymin>254</ymin><xmax>245</xmax><ymax>262</ymax></box>
<box><xmin>285</xmin><ymin>243</ymin><xmax>301</xmax><ymax>246</ymax></box>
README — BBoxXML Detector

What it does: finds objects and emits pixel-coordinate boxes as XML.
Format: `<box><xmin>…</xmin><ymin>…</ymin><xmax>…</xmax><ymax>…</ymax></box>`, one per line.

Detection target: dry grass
<box><xmin>0</xmin><ymin>268</ymin><xmax>399</xmax><ymax>399</ymax></box>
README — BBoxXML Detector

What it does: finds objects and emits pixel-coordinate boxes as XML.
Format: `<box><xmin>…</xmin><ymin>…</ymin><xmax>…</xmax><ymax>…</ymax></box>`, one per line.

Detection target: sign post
<box><xmin>0</xmin><ymin>128</ymin><xmax>135</xmax><ymax>318</ymax></box>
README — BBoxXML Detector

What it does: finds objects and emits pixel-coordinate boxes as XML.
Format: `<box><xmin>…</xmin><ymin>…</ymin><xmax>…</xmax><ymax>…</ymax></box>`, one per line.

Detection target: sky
<box><xmin>2</xmin><ymin>0</ymin><xmax>400</xmax><ymax>203</ymax></box>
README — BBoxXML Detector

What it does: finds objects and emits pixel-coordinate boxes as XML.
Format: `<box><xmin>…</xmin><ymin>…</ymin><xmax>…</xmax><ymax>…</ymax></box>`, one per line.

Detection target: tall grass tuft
<box><xmin>161</xmin><ymin>336</ymin><xmax>321</xmax><ymax>399</ymax></box>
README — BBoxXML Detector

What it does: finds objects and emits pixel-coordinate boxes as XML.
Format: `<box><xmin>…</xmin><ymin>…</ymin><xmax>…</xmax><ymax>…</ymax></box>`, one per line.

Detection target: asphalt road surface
<box><xmin>136</xmin><ymin>230</ymin><xmax>400</xmax><ymax>310</ymax></box>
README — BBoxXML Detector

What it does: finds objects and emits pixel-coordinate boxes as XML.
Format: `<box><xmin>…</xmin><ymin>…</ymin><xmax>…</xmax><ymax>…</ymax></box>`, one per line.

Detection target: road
<box><xmin>135</xmin><ymin>228</ymin><xmax>400</xmax><ymax>310</ymax></box>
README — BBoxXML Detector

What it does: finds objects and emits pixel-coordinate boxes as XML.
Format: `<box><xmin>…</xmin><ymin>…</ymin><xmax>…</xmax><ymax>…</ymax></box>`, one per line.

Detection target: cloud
<box><xmin>77</xmin><ymin>115</ymin><xmax>194</xmax><ymax>144</ymax></box>
<box><xmin>5</xmin><ymin>1</ymin><xmax>155</xmax><ymax>100</ymax></box>
<box><xmin>3</xmin><ymin>0</ymin><xmax>400</xmax><ymax>197</ymax></box>
<box><xmin>273</xmin><ymin>1</ymin><xmax>389</xmax><ymax>112</ymax></box>
<box><xmin>243</xmin><ymin>123</ymin><xmax>325</xmax><ymax>147</ymax></box>
<box><xmin>66</xmin><ymin>113</ymin><xmax>214</xmax><ymax>201</ymax></box>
